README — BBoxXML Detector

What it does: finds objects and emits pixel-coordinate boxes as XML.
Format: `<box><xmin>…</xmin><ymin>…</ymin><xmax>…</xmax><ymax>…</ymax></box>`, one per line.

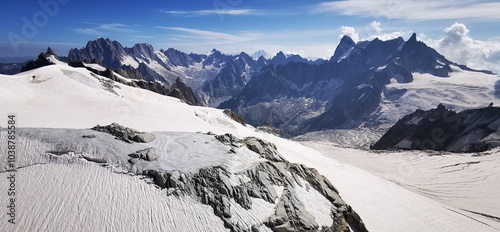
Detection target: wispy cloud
<box><xmin>155</xmin><ymin>26</ymin><xmax>260</xmax><ymax>43</ymax></box>
<box><xmin>154</xmin><ymin>26</ymin><xmax>339</xmax><ymax>59</ymax></box>
<box><xmin>162</xmin><ymin>9</ymin><xmax>264</xmax><ymax>16</ymax></box>
<box><xmin>73</xmin><ymin>23</ymin><xmax>140</xmax><ymax>35</ymax></box>
<box><xmin>314</xmin><ymin>0</ymin><xmax>500</xmax><ymax>21</ymax></box>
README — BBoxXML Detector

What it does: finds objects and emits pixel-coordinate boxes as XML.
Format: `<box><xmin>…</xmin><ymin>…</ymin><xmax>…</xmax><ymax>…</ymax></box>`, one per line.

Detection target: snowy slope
<box><xmin>301</xmin><ymin>140</ymin><xmax>500</xmax><ymax>231</ymax></box>
<box><xmin>1</xmin><ymin>63</ymin><xmax>499</xmax><ymax>231</ymax></box>
<box><xmin>0</xmin><ymin>162</ymin><xmax>228</xmax><ymax>232</ymax></box>
<box><xmin>370</xmin><ymin>67</ymin><xmax>500</xmax><ymax>127</ymax></box>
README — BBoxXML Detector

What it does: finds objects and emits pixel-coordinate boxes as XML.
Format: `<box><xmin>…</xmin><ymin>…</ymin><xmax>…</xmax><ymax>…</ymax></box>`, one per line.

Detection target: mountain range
<box><xmin>2</xmin><ymin>32</ymin><xmax>500</xmax><ymax>232</ymax></box>
<box><xmin>3</xmin><ymin>34</ymin><xmax>499</xmax><ymax>137</ymax></box>
<box><xmin>221</xmin><ymin>34</ymin><xmax>497</xmax><ymax>136</ymax></box>
<box><xmin>66</xmin><ymin>37</ymin><xmax>325</xmax><ymax>107</ymax></box>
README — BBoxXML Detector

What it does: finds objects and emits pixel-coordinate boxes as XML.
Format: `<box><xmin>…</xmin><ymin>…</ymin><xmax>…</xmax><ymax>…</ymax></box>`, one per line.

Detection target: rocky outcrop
<box><xmin>223</xmin><ymin>109</ymin><xmax>246</xmax><ymax>126</ymax></box>
<box><xmin>21</xmin><ymin>47</ymin><xmax>57</xmax><ymax>72</ymax></box>
<box><xmin>371</xmin><ymin>104</ymin><xmax>500</xmax><ymax>152</ymax></box>
<box><xmin>169</xmin><ymin>77</ymin><xmax>203</xmax><ymax>106</ymax></box>
<box><xmin>91</xmin><ymin>123</ymin><xmax>155</xmax><ymax>143</ymax></box>
<box><xmin>145</xmin><ymin>133</ymin><xmax>367</xmax><ymax>232</ymax></box>
<box><xmin>244</xmin><ymin>137</ymin><xmax>286</xmax><ymax>162</ymax></box>
<box><xmin>67</xmin><ymin>62</ymin><xmax>202</xmax><ymax>105</ymax></box>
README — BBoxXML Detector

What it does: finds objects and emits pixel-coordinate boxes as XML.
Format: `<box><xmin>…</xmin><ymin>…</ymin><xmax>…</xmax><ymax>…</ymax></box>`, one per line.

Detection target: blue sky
<box><xmin>1</xmin><ymin>0</ymin><xmax>500</xmax><ymax>71</ymax></box>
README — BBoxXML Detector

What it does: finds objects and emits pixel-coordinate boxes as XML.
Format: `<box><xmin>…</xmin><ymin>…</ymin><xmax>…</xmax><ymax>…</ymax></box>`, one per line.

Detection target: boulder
<box><xmin>244</xmin><ymin>137</ymin><xmax>285</xmax><ymax>162</ymax></box>
<box><xmin>129</xmin><ymin>148</ymin><xmax>158</xmax><ymax>161</ymax></box>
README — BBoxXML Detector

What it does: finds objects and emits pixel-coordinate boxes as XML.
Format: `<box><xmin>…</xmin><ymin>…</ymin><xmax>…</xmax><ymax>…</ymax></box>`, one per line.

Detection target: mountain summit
<box><xmin>221</xmin><ymin>34</ymin><xmax>498</xmax><ymax>137</ymax></box>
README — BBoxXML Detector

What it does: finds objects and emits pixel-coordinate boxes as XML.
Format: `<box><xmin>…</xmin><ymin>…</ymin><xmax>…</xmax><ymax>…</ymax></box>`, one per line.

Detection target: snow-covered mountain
<box><xmin>221</xmin><ymin>33</ymin><xmax>500</xmax><ymax>137</ymax></box>
<box><xmin>0</xmin><ymin>62</ymin><xmax>367</xmax><ymax>232</ymax></box>
<box><xmin>67</xmin><ymin>38</ymin><xmax>324</xmax><ymax>106</ymax></box>
<box><xmin>251</xmin><ymin>50</ymin><xmax>271</xmax><ymax>59</ymax></box>
<box><xmin>1</xmin><ymin>56</ymin><xmax>499</xmax><ymax>231</ymax></box>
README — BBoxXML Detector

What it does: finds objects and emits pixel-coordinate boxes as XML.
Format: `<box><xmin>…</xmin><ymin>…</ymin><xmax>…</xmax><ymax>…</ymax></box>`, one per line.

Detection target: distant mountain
<box><xmin>251</xmin><ymin>50</ymin><xmax>271</xmax><ymax>59</ymax></box>
<box><xmin>21</xmin><ymin>47</ymin><xmax>58</xmax><ymax>72</ymax></box>
<box><xmin>221</xmin><ymin>33</ymin><xmax>499</xmax><ymax>137</ymax></box>
<box><xmin>371</xmin><ymin>104</ymin><xmax>500</xmax><ymax>152</ymax></box>
<box><xmin>67</xmin><ymin>38</ymin><xmax>274</xmax><ymax>106</ymax></box>
<box><xmin>269</xmin><ymin>51</ymin><xmax>324</xmax><ymax>66</ymax></box>
<box><xmin>0</xmin><ymin>56</ymin><xmax>34</xmax><ymax>63</ymax></box>
<box><xmin>0</xmin><ymin>63</ymin><xmax>25</xmax><ymax>75</ymax></box>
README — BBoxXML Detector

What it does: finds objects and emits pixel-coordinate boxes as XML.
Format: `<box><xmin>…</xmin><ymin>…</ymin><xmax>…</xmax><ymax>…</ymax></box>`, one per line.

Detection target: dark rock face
<box><xmin>330</xmin><ymin>35</ymin><xmax>356</xmax><ymax>62</ymax></box>
<box><xmin>168</xmin><ymin>77</ymin><xmax>203</xmax><ymax>106</ymax></box>
<box><xmin>133</xmin><ymin>80</ymin><xmax>171</xmax><ymax>96</ymax></box>
<box><xmin>21</xmin><ymin>47</ymin><xmax>58</xmax><ymax>72</ymax></box>
<box><xmin>371</xmin><ymin>104</ymin><xmax>500</xmax><ymax>152</ymax></box>
<box><xmin>223</xmin><ymin>109</ymin><xmax>246</xmax><ymax>126</ymax></box>
<box><xmin>67</xmin><ymin>61</ymin><xmax>203</xmax><ymax>106</ymax></box>
<box><xmin>145</xmin><ymin>133</ymin><xmax>368</xmax><ymax>232</ymax></box>
<box><xmin>91</xmin><ymin>123</ymin><xmax>155</xmax><ymax>143</ymax></box>
<box><xmin>68</xmin><ymin>37</ymin><xmax>127</xmax><ymax>69</ymax></box>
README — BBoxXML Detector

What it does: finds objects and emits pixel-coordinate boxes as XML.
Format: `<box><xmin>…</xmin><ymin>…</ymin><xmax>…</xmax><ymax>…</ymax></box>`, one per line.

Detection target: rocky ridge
<box><xmin>21</xmin><ymin>123</ymin><xmax>365</xmax><ymax>232</ymax></box>
<box><xmin>371</xmin><ymin>104</ymin><xmax>500</xmax><ymax>152</ymax></box>
<box><xmin>144</xmin><ymin>133</ymin><xmax>367</xmax><ymax>232</ymax></box>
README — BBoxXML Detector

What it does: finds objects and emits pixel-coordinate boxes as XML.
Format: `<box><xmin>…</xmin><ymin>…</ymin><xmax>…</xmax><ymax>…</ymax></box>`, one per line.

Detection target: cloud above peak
<box><xmin>336</xmin><ymin>21</ymin><xmax>500</xmax><ymax>73</ymax></box>
<box><xmin>340</xmin><ymin>26</ymin><xmax>360</xmax><ymax>42</ymax></box>
<box><xmin>424</xmin><ymin>23</ymin><xmax>500</xmax><ymax>73</ymax></box>
<box><xmin>339</xmin><ymin>21</ymin><xmax>405</xmax><ymax>42</ymax></box>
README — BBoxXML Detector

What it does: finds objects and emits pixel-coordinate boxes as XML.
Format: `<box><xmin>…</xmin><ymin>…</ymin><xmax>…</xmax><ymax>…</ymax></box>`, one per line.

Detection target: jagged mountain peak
<box><xmin>129</xmin><ymin>43</ymin><xmax>156</xmax><ymax>57</ymax></box>
<box><xmin>221</xmin><ymin>32</ymin><xmax>497</xmax><ymax>137</ymax></box>
<box><xmin>209</xmin><ymin>48</ymin><xmax>223</xmax><ymax>55</ymax></box>
<box><xmin>238</xmin><ymin>51</ymin><xmax>251</xmax><ymax>58</ymax></box>
<box><xmin>275</xmin><ymin>51</ymin><xmax>286</xmax><ymax>58</ymax></box>
<box><xmin>339</xmin><ymin>35</ymin><xmax>356</xmax><ymax>46</ymax></box>
<box><xmin>331</xmin><ymin>36</ymin><xmax>357</xmax><ymax>62</ymax></box>
<box><xmin>92</xmin><ymin>37</ymin><xmax>116</xmax><ymax>47</ymax></box>
<box><xmin>407</xmin><ymin>32</ymin><xmax>417</xmax><ymax>43</ymax></box>
<box><xmin>132</xmin><ymin>43</ymin><xmax>154</xmax><ymax>50</ymax></box>
<box><xmin>46</xmin><ymin>47</ymin><xmax>56</xmax><ymax>56</ymax></box>
<box><xmin>165</xmin><ymin>47</ymin><xmax>181</xmax><ymax>53</ymax></box>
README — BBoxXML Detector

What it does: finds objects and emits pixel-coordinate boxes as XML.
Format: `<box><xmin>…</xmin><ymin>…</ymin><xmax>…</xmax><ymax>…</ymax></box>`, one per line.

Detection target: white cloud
<box><xmin>155</xmin><ymin>26</ymin><xmax>258</xmax><ymax>44</ymax></box>
<box><xmin>423</xmin><ymin>23</ymin><xmax>500</xmax><ymax>73</ymax></box>
<box><xmin>315</xmin><ymin>0</ymin><xmax>500</xmax><ymax>21</ymax></box>
<box><xmin>73</xmin><ymin>28</ymin><xmax>100</xmax><ymax>35</ymax></box>
<box><xmin>74</xmin><ymin>23</ymin><xmax>139</xmax><ymax>35</ymax></box>
<box><xmin>370</xmin><ymin>21</ymin><xmax>382</xmax><ymax>34</ymax></box>
<box><xmin>336</xmin><ymin>21</ymin><xmax>499</xmax><ymax>73</ymax></box>
<box><xmin>339</xmin><ymin>21</ymin><xmax>405</xmax><ymax>42</ymax></box>
<box><xmin>340</xmin><ymin>26</ymin><xmax>360</xmax><ymax>42</ymax></box>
